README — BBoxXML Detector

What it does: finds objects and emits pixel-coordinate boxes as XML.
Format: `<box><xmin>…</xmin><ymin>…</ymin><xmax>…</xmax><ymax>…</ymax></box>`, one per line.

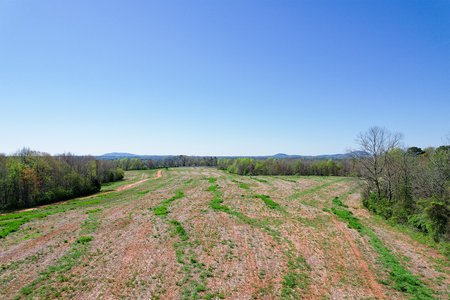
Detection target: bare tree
<box><xmin>355</xmin><ymin>126</ymin><xmax>402</xmax><ymax>200</ymax></box>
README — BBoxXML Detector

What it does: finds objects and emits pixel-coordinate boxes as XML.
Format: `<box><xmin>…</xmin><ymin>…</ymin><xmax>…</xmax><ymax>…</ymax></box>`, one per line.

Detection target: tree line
<box><xmin>354</xmin><ymin>127</ymin><xmax>449</xmax><ymax>242</ymax></box>
<box><xmin>0</xmin><ymin>149</ymin><xmax>124</xmax><ymax>210</ymax></box>
<box><xmin>217</xmin><ymin>157</ymin><xmax>354</xmax><ymax>176</ymax></box>
<box><xmin>115</xmin><ymin>155</ymin><xmax>218</xmax><ymax>170</ymax></box>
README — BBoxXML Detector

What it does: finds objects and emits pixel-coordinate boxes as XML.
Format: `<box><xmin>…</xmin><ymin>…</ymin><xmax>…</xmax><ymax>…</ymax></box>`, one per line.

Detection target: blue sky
<box><xmin>1</xmin><ymin>0</ymin><xmax>449</xmax><ymax>156</ymax></box>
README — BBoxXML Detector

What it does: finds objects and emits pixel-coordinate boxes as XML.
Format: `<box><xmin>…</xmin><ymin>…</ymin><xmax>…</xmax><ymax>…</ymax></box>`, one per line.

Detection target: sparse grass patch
<box><xmin>76</xmin><ymin>236</ymin><xmax>93</xmax><ymax>244</ymax></box>
<box><xmin>250</xmin><ymin>177</ymin><xmax>269</xmax><ymax>183</ymax></box>
<box><xmin>288</xmin><ymin>178</ymin><xmax>349</xmax><ymax>200</ymax></box>
<box><xmin>153</xmin><ymin>191</ymin><xmax>185</xmax><ymax>217</ymax></box>
<box><xmin>170</xmin><ymin>220</ymin><xmax>189</xmax><ymax>241</ymax></box>
<box><xmin>254</xmin><ymin>194</ymin><xmax>284</xmax><ymax>211</ymax></box>
<box><xmin>15</xmin><ymin>208</ymin><xmax>101</xmax><ymax>299</ymax></box>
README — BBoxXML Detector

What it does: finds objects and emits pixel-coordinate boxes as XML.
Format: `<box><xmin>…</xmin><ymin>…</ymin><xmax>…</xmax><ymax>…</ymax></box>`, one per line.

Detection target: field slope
<box><xmin>1</xmin><ymin>168</ymin><xmax>448</xmax><ymax>299</ymax></box>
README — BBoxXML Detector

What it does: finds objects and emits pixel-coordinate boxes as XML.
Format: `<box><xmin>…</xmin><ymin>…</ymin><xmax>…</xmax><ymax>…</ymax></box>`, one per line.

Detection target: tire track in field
<box><xmin>331</xmin><ymin>216</ymin><xmax>385</xmax><ymax>299</ymax></box>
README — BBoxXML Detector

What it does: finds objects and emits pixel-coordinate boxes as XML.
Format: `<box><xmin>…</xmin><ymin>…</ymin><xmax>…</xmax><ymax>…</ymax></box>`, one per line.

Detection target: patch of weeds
<box><xmin>76</xmin><ymin>236</ymin><xmax>93</xmax><ymax>244</ymax></box>
<box><xmin>254</xmin><ymin>194</ymin><xmax>284</xmax><ymax>211</ymax></box>
<box><xmin>281</xmin><ymin>245</ymin><xmax>311</xmax><ymax>300</ymax></box>
<box><xmin>331</xmin><ymin>207</ymin><xmax>363</xmax><ymax>231</ymax></box>
<box><xmin>332</xmin><ymin>196</ymin><xmax>348</xmax><ymax>208</ymax></box>
<box><xmin>231</xmin><ymin>179</ymin><xmax>250</xmax><ymax>190</ymax></box>
<box><xmin>153</xmin><ymin>191</ymin><xmax>185</xmax><ymax>217</ymax></box>
<box><xmin>154</xmin><ymin>206</ymin><xmax>169</xmax><ymax>216</ymax></box>
<box><xmin>205</xmin><ymin>292</ymin><xmax>225</xmax><ymax>299</ymax></box>
<box><xmin>170</xmin><ymin>220</ymin><xmax>189</xmax><ymax>241</ymax></box>
<box><xmin>173</xmin><ymin>238</ymin><xmax>212</xmax><ymax>299</ymax></box>
<box><xmin>136</xmin><ymin>190</ymin><xmax>150</xmax><ymax>196</ymax></box>
<box><xmin>87</xmin><ymin>208</ymin><xmax>101</xmax><ymax>214</ymax></box>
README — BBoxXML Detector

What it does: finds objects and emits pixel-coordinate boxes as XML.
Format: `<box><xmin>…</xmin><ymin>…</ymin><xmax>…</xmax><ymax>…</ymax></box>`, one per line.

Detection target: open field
<box><xmin>1</xmin><ymin>168</ymin><xmax>448</xmax><ymax>299</ymax></box>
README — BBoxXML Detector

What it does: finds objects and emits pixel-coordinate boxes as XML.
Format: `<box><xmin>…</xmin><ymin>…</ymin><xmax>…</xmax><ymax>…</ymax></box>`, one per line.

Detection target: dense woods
<box><xmin>354</xmin><ymin>127</ymin><xmax>450</xmax><ymax>241</ymax></box>
<box><xmin>115</xmin><ymin>155</ymin><xmax>218</xmax><ymax>170</ymax></box>
<box><xmin>217</xmin><ymin>157</ymin><xmax>353</xmax><ymax>176</ymax></box>
<box><xmin>0</xmin><ymin>149</ymin><xmax>124</xmax><ymax>210</ymax></box>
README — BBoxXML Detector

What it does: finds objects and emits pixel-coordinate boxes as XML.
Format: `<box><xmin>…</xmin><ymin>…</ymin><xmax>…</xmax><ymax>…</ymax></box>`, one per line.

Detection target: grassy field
<box><xmin>1</xmin><ymin>168</ymin><xmax>448</xmax><ymax>299</ymax></box>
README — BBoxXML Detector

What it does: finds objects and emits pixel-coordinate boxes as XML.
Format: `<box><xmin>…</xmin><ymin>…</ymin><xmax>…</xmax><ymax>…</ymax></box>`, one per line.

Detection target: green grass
<box><xmin>332</xmin><ymin>196</ymin><xmax>348</xmax><ymax>208</ymax></box>
<box><xmin>0</xmin><ymin>194</ymin><xmax>109</xmax><ymax>239</ymax></box>
<box><xmin>331</xmin><ymin>207</ymin><xmax>363</xmax><ymax>231</ymax></box>
<box><xmin>169</xmin><ymin>220</ymin><xmax>212</xmax><ymax>299</ymax></box>
<box><xmin>250</xmin><ymin>177</ymin><xmax>269</xmax><ymax>183</ymax></box>
<box><xmin>170</xmin><ymin>220</ymin><xmax>189</xmax><ymax>241</ymax></box>
<box><xmin>281</xmin><ymin>255</ymin><xmax>310</xmax><ymax>299</ymax></box>
<box><xmin>0</xmin><ymin>172</ymin><xmax>158</xmax><ymax>239</ymax></box>
<box><xmin>254</xmin><ymin>194</ymin><xmax>284</xmax><ymax>211</ymax></box>
<box><xmin>15</xmin><ymin>209</ymin><xmax>101</xmax><ymax>299</ymax></box>
<box><xmin>153</xmin><ymin>191</ymin><xmax>185</xmax><ymax>217</ymax></box>
<box><xmin>231</xmin><ymin>179</ymin><xmax>250</xmax><ymax>190</ymax></box>
<box><xmin>330</xmin><ymin>197</ymin><xmax>435</xmax><ymax>299</ymax></box>
<box><xmin>76</xmin><ymin>236</ymin><xmax>93</xmax><ymax>244</ymax></box>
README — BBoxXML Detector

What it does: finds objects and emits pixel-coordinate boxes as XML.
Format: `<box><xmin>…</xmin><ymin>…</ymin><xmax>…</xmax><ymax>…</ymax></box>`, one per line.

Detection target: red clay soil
<box><xmin>115</xmin><ymin>169</ymin><xmax>162</xmax><ymax>192</ymax></box>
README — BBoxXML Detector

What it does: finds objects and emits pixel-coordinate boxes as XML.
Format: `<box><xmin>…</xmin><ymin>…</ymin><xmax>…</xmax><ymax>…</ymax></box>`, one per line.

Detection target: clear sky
<box><xmin>1</xmin><ymin>0</ymin><xmax>449</xmax><ymax>156</ymax></box>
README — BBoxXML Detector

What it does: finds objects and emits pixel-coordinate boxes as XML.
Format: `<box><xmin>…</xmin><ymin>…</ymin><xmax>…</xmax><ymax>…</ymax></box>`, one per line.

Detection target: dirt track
<box><xmin>116</xmin><ymin>169</ymin><xmax>162</xmax><ymax>192</ymax></box>
<box><xmin>0</xmin><ymin>168</ymin><xmax>448</xmax><ymax>299</ymax></box>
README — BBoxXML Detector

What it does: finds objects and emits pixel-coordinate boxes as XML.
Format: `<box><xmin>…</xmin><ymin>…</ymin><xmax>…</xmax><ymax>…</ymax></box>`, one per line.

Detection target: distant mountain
<box><xmin>97</xmin><ymin>151</ymin><xmax>368</xmax><ymax>160</ymax></box>
<box><xmin>98</xmin><ymin>153</ymin><xmax>173</xmax><ymax>160</ymax></box>
<box><xmin>99</xmin><ymin>152</ymin><xmax>140</xmax><ymax>158</ymax></box>
<box><xmin>272</xmin><ymin>153</ymin><xmax>291</xmax><ymax>159</ymax></box>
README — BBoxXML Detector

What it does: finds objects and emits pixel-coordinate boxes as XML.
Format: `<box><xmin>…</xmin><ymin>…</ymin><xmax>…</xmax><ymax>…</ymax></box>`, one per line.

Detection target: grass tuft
<box><xmin>153</xmin><ymin>191</ymin><xmax>185</xmax><ymax>217</ymax></box>
<box><xmin>254</xmin><ymin>194</ymin><xmax>284</xmax><ymax>211</ymax></box>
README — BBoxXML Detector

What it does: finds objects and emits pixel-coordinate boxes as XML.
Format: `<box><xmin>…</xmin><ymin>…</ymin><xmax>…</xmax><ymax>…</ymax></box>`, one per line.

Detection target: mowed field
<box><xmin>1</xmin><ymin>168</ymin><xmax>448</xmax><ymax>299</ymax></box>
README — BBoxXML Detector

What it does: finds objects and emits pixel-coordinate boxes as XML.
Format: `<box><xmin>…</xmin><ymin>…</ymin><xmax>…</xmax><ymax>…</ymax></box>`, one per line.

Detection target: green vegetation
<box><xmin>15</xmin><ymin>208</ymin><xmax>101</xmax><ymax>299</ymax></box>
<box><xmin>355</xmin><ymin>127</ymin><xmax>449</xmax><ymax>243</ymax></box>
<box><xmin>281</xmin><ymin>255</ymin><xmax>310</xmax><ymax>299</ymax></box>
<box><xmin>0</xmin><ymin>149</ymin><xmax>124</xmax><ymax>210</ymax></box>
<box><xmin>169</xmin><ymin>219</ymin><xmax>213</xmax><ymax>299</ymax></box>
<box><xmin>116</xmin><ymin>156</ymin><xmax>218</xmax><ymax>171</ymax></box>
<box><xmin>254</xmin><ymin>194</ymin><xmax>284</xmax><ymax>211</ymax></box>
<box><xmin>0</xmin><ymin>190</ymin><xmax>116</xmax><ymax>238</ymax></box>
<box><xmin>170</xmin><ymin>220</ymin><xmax>189</xmax><ymax>241</ymax></box>
<box><xmin>218</xmin><ymin>157</ymin><xmax>352</xmax><ymax>176</ymax></box>
<box><xmin>331</xmin><ymin>196</ymin><xmax>434</xmax><ymax>299</ymax></box>
<box><xmin>238</xmin><ymin>182</ymin><xmax>249</xmax><ymax>190</ymax></box>
<box><xmin>153</xmin><ymin>191</ymin><xmax>185</xmax><ymax>216</ymax></box>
